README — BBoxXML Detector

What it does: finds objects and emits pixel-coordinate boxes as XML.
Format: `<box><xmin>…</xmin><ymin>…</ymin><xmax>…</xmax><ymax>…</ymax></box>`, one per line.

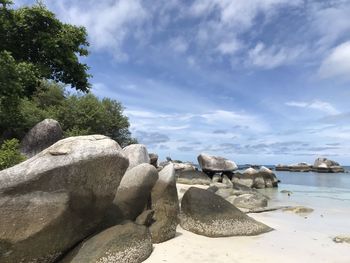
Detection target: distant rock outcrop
<box><xmin>276</xmin><ymin>158</ymin><xmax>344</xmax><ymax>173</ymax></box>
<box><xmin>313</xmin><ymin>157</ymin><xmax>344</xmax><ymax>173</ymax></box>
<box><xmin>180</xmin><ymin>187</ymin><xmax>272</xmax><ymax>237</ymax></box>
<box><xmin>20</xmin><ymin>119</ymin><xmax>63</xmax><ymax>157</ymax></box>
<box><xmin>176</xmin><ymin>170</ymin><xmax>211</xmax><ymax>185</ymax></box>
<box><xmin>197</xmin><ymin>153</ymin><xmax>237</xmax><ymax>177</ymax></box>
<box><xmin>0</xmin><ymin>135</ymin><xmax>129</xmax><ymax>263</ymax></box>
<box><xmin>232</xmin><ymin>166</ymin><xmax>278</xmax><ymax>189</ymax></box>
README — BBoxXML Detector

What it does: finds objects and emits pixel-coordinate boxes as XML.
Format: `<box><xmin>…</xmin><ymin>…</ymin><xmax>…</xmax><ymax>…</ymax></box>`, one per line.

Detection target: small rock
<box><xmin>333</xmin><ymin>235</ymin><xmax>350</xmax><ymax>244</ymax></box>
<box><xmin>282</xmin><ymin>206</ymin><xmax>314</xmax><ymax>215</ymax></box>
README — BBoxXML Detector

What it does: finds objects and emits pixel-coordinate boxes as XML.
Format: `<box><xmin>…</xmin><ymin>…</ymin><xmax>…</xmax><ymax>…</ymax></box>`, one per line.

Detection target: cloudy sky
<box><xmin>18</xmin><ymin>0</ymin><xmax>350</xmax><ymax>165</ymax></box>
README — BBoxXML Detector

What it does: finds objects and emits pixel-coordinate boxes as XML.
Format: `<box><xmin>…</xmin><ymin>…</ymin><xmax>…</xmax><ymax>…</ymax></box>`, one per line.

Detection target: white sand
<box><xmin>145</xmin><ymin>184</ymin><xmax>350</xmax><ymax>263</ymax></box>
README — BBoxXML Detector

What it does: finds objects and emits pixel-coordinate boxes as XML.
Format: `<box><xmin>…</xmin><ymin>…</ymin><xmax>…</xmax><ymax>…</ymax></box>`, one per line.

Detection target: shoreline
<box><xmin>145</xmin><ymin>183</ymin><xmax>350</xmax><ymax>263</ymax></box>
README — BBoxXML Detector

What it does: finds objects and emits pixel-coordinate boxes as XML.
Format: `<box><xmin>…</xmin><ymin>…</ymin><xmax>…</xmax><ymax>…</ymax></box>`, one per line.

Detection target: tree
<box><xmin>0</xmin><ymin>51</ymin><xmax>38</xmax><ymax>138</ymax></box>
<box><xmin>0</xmin><ymin>138</ymin><xmax>26</xmax><ymax>170</ymax></box>
<box><xmin>54</xmin><ymin>91</ymin><xmax>137</xmax><ymax>147</ymax></box>
<box><xmin>0</xmin><ymin>1</ymin><xmax>90</xmax><ymax>95</ymax></box>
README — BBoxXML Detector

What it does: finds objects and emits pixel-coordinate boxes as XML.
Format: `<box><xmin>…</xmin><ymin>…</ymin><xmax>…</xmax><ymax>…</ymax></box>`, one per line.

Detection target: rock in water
<box><xmin>61</xmin><ymin>222</ymin><xmax>153</xmax><ymax>263</ymax></box>
<box><xmin>150</xmin><ymin>164</ymin><xmax>179</xmax><ymax>243</ymax></box>
<box><xmin>333</xmin><ymin>235</ymin><xmax>350</xmax><ymax>244</ymax></box>
<box><xmin>20</xmin><ymin>119</ymin><xmax>63</xmax><ymax>157</ymax></box>
<box><xmin>180</xmin><ymin>187</ymin><xmax>273</xmax><ymax>237</ymax></box>
<box><xmin>232</xmin><ymin>193</ymin><xmax>268</xmax><ymax>209</ymax></box>
<box><xmin>197</xmin><ymin>153</ymin><xmax>237</xmax><ymax>173</ymax></box>
<box><xmin>0</xmin><ymin>135</ymin><xmax>129</xmax><ymax>263</ymax></box>
<box><xmin>176</xmin><ymin>170</ymin><xmax>211</xmax><ymax>185</ymax></box>
<box><xmin>123</xmin><ymin>144</ymin><xmax>150</xmax><ymax>169</ymax></box>
<box><xmin>112</xmin><ymin>163</ymin><xmax>158</xmax><ymax>221</ymax></box>
<box><xmin>282</xmin><ymin>206</ymin><xmax>314</xmax><ymax>215</ymax></box>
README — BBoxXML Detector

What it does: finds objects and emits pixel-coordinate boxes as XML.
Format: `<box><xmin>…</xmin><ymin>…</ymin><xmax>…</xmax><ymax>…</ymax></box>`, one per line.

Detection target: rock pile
<box><xmin>1</xmin><ymin>127</ymin><xmax>277</xmax><ymax>263</ymax></box>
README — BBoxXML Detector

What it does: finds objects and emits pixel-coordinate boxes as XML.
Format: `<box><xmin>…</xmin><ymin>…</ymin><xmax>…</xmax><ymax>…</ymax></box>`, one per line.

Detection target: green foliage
<box><xmin>0</xmin><ymin>51</ymin><xmax>38</xmax><ymax>137</ymax></box>
<box><xmin>2</xmin><ymin>81</ymin><xmax>137</xmax><ymax>147</ymax></box>
<box><xmin>0</xmin><ymin>2</ymin><xmax>136</xmax><ymax>148</ymax></box>
<box><xmin>0</xmin><ymin>1</ymin><xmax>90</xmax><ymax>95</ymax></box>
<box><xmin>0</xmin><ymin>138</ymin><xmax>26</xmax><ymax>170</ymax></box>
<box><xmin>53</xmin><ymin>90</ymin><xmax>136</xmax><ymax>147</ymax></box>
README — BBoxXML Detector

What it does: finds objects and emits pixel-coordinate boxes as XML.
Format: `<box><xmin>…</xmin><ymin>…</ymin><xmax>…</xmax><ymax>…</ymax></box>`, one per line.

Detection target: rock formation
<box><xmin>123</xmin><ymin>144</ymin><xmax>150</xmax><ymax>170</ymax></box>
<box><xmin>180</xmin><ymin>187</ymin><xmax>273</xmax><ymax>237</ymax></box>
<box><xmin>61</xmin><ymin>222</ymin><xmax>153</xmax><ymax>263</ymax></box>
<box><xmin>0</xmin><ymin>135</ymin><xmax>129</xmax><ymax>263</ymax></box>
<box><xmin>20</xmin><ymin>119</ymin><xmax>63</xmax><ymax>157</ymax></box>
<box><xmin>150</xmin><ymin>164</ymin><xmax>179</xmax><ymax>243</ymax></box>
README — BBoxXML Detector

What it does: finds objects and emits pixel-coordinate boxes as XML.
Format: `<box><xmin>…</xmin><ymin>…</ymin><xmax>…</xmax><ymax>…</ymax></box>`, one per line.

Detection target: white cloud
<box><xmin>248</xmin><ymin>42</ymin><xmax>304</xmax><ymax>69</ymax></box>
<box><xmin>216</xmin><ymin>39</ymin><xmax>242</xmax><ymax>55</ymax></box>
<box><xmin>189</xmin><ymin>0</ymin><xmax>302</xmax><ymax>30</ymax></box>
<box><xmin>47</xmin><ymin>0</ymin><xmax>148</xmax><ymax>61</ymax></box>
<box><xmin>286</xmin><ymin>100</ymin><xmax>340</xmax><ymax>115</ymax></box>
<box><xmin>200</xmin><ymin>110</ymin><xmax>268</xmax><ymax>132</ymax></box>
<box><xmin>318</xmin><ymin>41</ymin><xmax>350</xmax><ymax>81</ymax></box>
<box><xmin>311</xmin><ymin>2</ymin><xmax>350</xmax><ymax>51</ymax></box>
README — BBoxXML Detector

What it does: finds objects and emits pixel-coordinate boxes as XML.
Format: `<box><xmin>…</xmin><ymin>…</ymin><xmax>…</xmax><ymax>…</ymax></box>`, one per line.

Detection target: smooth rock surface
<box><xmin>232</xmin><ymin>193</ymin><xmax>268</xmax><ymax>210</ymax></box>
<box><xmin>0</xmin><ymin>135</ymin><xmax>129</xmax><ymax>263</ymax></box>
<box><xmin>176</xmin><ymin>170</ymin><xmax>211</xmax><ymax>185</ymax></box>
<box><xmin>20</xmin><ymin>119</ymin><xmax>63</xmax><ymax>157</ymax></box>
<box><xmin>150</xmin><ymin>164</ymin><xmax>179</xmax><ymax>243</ymax></box>
<box><xmin>123</xmin><ymin>144</ymin><xmax>150</xmax><ymax>169</ymax></box>
<box><xmin>61</xmin><ymin>222</ymin><xmax>153</xmax><ymax>263</ymax></box>
<box><xmin>180</xmin><ymin>187</ymin><xmax>273</xmax><ymax>237</ymax></box>
<box><xmin>197</xmin><ymin>153</ymin><xmax>237</xmax><ymax>173</ymax></box>
<box><xmin>113</xmin><ymin>163</ymin><xmax>158</xmax><ymax>221</ymax></box>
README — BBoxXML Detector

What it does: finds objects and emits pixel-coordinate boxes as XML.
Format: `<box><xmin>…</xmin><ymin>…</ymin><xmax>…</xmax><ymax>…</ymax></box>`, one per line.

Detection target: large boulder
<box><xmin>150</xmin><ymin>163</ymin><xmax>179</xmax><ymax>243</ymax></box>
<box><xmin>232</xmin><ymin>167</ymin><xmax>278</xmax><ymax>189</ymax></box>
<box><xmin>61</xmin><ymin>222</ymin><xmax>153</xmax><ymax>263</ymax></box>
<box><xmin>289</xmin><ymin>163</ymin><xmax>312</xmax><ymax>172</ymax></box>
<box><xmin>173</xmin><ymin>162</ymin><xmax>196</xmax><ymax>172</ymax></box>
<box><xmin>180</xmin><ymin>187</ymin><xmax>272</xmax><ymax>237</ymax></box>
<box><xmin>259</xmin><ymin>166</ymin><xmax>279</xmax><ymax>187</ymax></box>
<box><xmin>123</xmin><ymin>144</ymin><xmax>150</xmax><ymax>169</ymax></box>
<box><xmin>20</xmin><ymin>119</ymin><xmax>63</xmax><ymax>157</ymax></box>
<box><xmin>176</xmin><ymin>170</ymin><xmax>211</xmax><ymax>185</ymax></box>
<box><xmin>197</xmin><ymin>153</ymin><xmax>237</xmax><ymax>174</ymax></box>
<box><xmin>314</xmin><ymin>157</ymin><xmax>340</xmax><ymax>167</ymax></box>
<box><xmin>112</xmin><ymin>163</ymin><xmax>158</xmax><ymax>222</ymax></box>
<box><xmin>313</xmin><ymin>157</ymin><xmax>344</xmax><ymax>173</ymax></box>
<box><xmin>0</xmin><ymin>135</ymin><xmax>129</xmax><ymax>263</ymax></box>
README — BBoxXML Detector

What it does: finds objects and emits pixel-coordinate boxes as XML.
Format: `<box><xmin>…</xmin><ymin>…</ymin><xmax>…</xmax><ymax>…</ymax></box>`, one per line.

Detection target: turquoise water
<box><xmin>275</xmin><ymin>170</ymin><xmax>350</xmax><ymax>190</ymax></box>
<box><xmin>268</xmin><ymin>170</ymin><xmax>350</xmax><ymax>207</ymax></box>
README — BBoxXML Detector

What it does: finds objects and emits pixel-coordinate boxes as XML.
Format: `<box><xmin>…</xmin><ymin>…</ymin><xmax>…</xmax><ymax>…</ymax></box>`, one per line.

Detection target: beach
<box><xmin>146</xmin><ymin>179</ymin><xmax>350</xmax><ymax>263</ymax></box>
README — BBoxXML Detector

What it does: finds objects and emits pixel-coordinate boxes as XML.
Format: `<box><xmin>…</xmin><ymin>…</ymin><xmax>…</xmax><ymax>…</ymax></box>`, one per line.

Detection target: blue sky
<box><xmin>18</xmin><ymin>0</ymin><xmax>350</xmax><ymax>165</ymax></box>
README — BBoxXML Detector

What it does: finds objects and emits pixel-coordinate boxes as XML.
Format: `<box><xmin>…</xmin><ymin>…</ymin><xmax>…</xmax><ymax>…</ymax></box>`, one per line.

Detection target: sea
<box><xmin>237</xmin><ymin>165</ymin><xmax>350</xmax><ymax>207</ymax></box>
<box><xmin>258</xmin><ymin>167</ymin><xmax>350</xmax><ymax>210</ymax></box>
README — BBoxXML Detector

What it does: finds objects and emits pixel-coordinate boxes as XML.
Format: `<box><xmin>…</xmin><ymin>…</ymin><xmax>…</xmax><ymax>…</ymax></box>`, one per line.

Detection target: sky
<box><xmin>17</xmin><ymin>0</ymin><xmax>350</xmax><ymax>165</ymax></box>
